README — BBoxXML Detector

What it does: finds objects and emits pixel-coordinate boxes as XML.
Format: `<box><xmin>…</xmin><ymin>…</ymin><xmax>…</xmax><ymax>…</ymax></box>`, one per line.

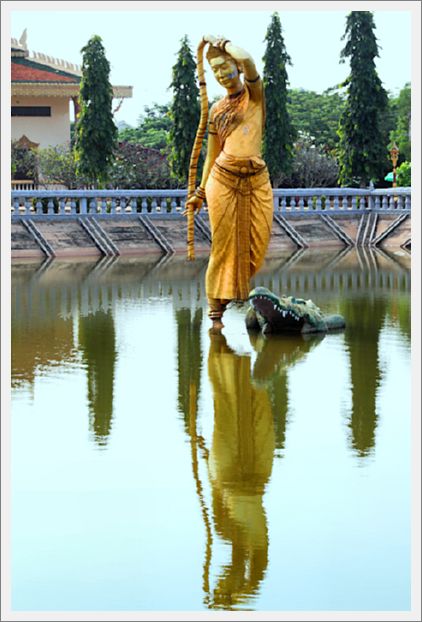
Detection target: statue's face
<box><xmin>210</xmin><ymin>55</ymin><xmax>241</xmax><ymax>90</ymax></box>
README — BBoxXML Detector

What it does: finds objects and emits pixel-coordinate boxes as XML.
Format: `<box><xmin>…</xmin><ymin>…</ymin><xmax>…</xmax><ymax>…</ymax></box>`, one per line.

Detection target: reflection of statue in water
<box><xmin>207</xmin><ymin>332</ymin><xmax>274</xmax><ymax>609</ymax></box>
<box><xmin>175</xmin><ymin>306</ymin><xmax>325</xmax><ymax>608</ymax></box>
<box><xmin>185</xmin><ymin>35</ymin><xmax>273</xmax><ymax>332</ymax></box>
<box><xmin>78</xmin><ymin>310</ymin><xmax>117</xmax><ymax>448</ymax></box>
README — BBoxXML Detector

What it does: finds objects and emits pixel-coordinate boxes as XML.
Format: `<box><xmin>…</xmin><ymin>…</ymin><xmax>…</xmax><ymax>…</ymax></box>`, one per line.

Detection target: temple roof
<box><xmin>11</xmin><ymin>33</ymin><xmax>132</xmax><ymax>99</ymax></box>
<box><xmin>12</xmin><ymin>58</ymin><xmax>80</xmax><ymax>84</ymax></box>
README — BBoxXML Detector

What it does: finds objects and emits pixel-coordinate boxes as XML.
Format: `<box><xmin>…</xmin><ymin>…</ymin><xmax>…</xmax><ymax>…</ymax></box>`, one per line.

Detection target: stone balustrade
<box><xmin>11</xmin><ymin>187</ymin><xmax>411</xmax><ymax>218</ymax></box>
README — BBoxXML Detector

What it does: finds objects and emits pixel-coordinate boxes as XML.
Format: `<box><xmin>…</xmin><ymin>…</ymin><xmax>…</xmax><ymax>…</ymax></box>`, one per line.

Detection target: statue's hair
<box><xmin>206</xmin><ymin>45</ymin><xmax>242</xmax><ymax>73</ymax></box>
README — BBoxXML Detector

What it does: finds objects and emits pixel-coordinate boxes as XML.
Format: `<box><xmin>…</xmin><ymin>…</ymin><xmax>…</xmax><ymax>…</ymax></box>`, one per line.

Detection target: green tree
<box><xmin>168</xmin><ymin>36</ymin><xmax>200</xmax><ymax>184</ymax></box>
<box><xmin>118</xmin><ymin>103</ymin><xmax>172</xmax><ymax>152</ymax></box>
<box><xmin>74</xmin><ymin>35</ymin><xmax>117</xmax><ymax>186</ymax></box>
<box><xmin>389</xmin><ymin>83</ymin><xmax>411</xmax><ymax>162</ymax></box>
<box><xmin>396</xmin><ymin>161</ymin><xmax>411</xmax><ymax>187</ymax></box>
<box><xmin>262</xmin><ymin>12</ymin><xmax>296</xmax><ymax>187</ymax></box>
<box><xmin>337</xmin><ymin>12</ymin><xmax>389</xmax><ymax>187</ymax></box>
<box><xmin>287</xmin><ymin>88</ymin><xmax>346</xmax><ymax>153</ymax></box>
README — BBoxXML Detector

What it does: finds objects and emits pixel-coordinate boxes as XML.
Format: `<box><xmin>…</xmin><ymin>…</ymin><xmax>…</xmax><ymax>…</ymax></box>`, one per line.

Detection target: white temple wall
<box><xmin>11</xmin><ymin>96</ymin><xmax>71</xmax><ymax>148</ymax></box>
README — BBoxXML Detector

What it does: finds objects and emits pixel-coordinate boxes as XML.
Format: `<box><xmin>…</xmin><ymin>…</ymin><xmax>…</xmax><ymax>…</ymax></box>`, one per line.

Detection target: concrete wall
<box><xmin>10</xmin><ymin>213</ymin><xmax>412</xmax><ymax>259</ymax></box>
<box><xmin>11</xmin><ymin>96</ymin><xmax>70</xmax><ymax>148</ymax></box>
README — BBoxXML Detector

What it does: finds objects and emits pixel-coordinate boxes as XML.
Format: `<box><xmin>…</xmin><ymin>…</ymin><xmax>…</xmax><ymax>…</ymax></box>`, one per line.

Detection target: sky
<box><xmin>7</xmin><ymin>1</ymin><xmax>413</xmax><ymax>127</ymax></box>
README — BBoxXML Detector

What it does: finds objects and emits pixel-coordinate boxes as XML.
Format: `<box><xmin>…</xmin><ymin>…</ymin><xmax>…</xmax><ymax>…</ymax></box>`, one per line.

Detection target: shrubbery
<box><xmin>108</xmin><ymin>142</ymin><xmax>178</xmax><ymax>189</ymax></box>
<box><xmin>280</xmin><ymin>132</ymin><xmax>339</xmax><ymax>188</ymax></box>
<box><xmin>11</xmin><ymin>141</ymin><xmax>39</xmax><ymax>183</ymax></box>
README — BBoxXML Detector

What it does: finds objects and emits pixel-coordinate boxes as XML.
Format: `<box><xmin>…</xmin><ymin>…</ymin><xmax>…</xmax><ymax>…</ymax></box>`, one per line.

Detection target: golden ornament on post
<box><xmin>389</xmin><ymin>142</ymin><xmax>400</xmax><ymax>188</ymax></box>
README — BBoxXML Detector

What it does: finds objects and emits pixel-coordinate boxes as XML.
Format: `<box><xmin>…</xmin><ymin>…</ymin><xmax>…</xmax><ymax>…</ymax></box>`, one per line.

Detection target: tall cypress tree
<box><xmin>74</xmin><ymin>35</ymin><xmax>117</xmax><ymax>187</ymax></box>
<box><xmin>337</xmin><ymin>12</ymin><xmax>389</xmax><ymax>187</ymax></box>
<box><xmin>169</xmin><ymin>36</ymin><xmax>200</xmax><ymax>185</ymax></box>
<box><xmin>262</xmin><ymin>12</ymin><xmax>295</xmax><ymax>187</ymax></box>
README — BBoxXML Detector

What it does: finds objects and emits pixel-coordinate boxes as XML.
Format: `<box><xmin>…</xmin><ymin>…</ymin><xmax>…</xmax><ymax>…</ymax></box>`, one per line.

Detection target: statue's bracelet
<box><xmin>195</xmin><ymin>187</ymin><xmax>206</xmax><ymax>200</ymax></box>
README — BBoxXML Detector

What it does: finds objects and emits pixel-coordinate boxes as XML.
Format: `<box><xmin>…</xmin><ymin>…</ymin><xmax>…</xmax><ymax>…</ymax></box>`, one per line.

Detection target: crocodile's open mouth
<box><xmin>248</xmin><ymin>287</ymin><xmax>306</xmax><ymax>331</ymax></box>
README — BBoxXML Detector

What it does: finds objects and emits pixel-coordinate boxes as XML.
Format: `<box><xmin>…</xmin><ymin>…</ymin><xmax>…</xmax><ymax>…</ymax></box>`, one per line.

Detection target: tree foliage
<box><xmin>389</xmin><ymin>83</ymin><xmax>411</xmax><ymax>162</ymax></box>
<box><xmin>287</xmin><ymin>89</ymin><xmax>345</xmax><ymax>153</ymax></box>
<box><xmin>168</xmin><ymin>36</ymin><xmax>200</xmax><ymax>184</ymax></box>
<box><xmin>262</xmin><ymin>12</ymin><xmax>296</xmax><ymax>187</ymax></box>
<box><xmin>337</xmin><ymin>12</ymin><xmax>389</xmax><ymax>187</ymax></box>
<box><xmin>74</xmin><ymin>35</ymin><xmax>117</xmax><ymax>186</ymax></box>
<box><xmin>108</xmin><ymin>141</ymin><xmax>177</xmax><ymax>189</ymax></box>
<box><xmin>118</xmin><ymin>104</ymin><xmax>172</xmax><ymax>152</ymax></box>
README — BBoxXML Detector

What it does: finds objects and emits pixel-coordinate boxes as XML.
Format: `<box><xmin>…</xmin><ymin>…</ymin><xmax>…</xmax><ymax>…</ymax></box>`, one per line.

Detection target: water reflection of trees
<box><xmin>249</xmin><ymin>332</ymin><xmax>324</xmax><ymax>456</ymax></box>
<box><xmin>78</xmin><ymin>310</ymin><xmax>117</xmax><ymax>448</ymax></box>
<box><xmin>340</xmin><ymin>298</ymin><xmax>387</xmax><ymax>457</ymax></box>
<box><xmin>11</xmin><ymin>279</ymin><xmax>75</xmax><ymax>388</ymax></box>
<box><xmin>175</xmin><ymin>308</ymin><xmax>203</xmax><ymax>435</ymax></box>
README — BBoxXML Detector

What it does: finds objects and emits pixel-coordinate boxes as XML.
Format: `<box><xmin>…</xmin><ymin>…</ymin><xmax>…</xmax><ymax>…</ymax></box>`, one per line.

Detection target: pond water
<box><xmin>11</xmin><ymin>247</ymin><xmax>411</xmax><ymax>613</ymax></box>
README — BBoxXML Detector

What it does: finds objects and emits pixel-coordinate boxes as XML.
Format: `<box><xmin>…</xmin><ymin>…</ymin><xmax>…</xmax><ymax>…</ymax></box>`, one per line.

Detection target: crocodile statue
<box><xmin>245</xmin><ymin>286</ymin><xmax>346</xmax><ymax>335</ymax></box>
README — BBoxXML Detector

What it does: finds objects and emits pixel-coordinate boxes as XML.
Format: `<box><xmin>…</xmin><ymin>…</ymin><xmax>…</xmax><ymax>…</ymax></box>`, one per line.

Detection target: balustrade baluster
<box><xmin>316</xmin><ymin>196</ymin><xmax>322</xmax><ymax>211</ymax></box>
<box><xmin>89</xmin><ymin>199</ymin><xmax>96</xmax><ymax>214</ymax></box>
<box><xmin>141</xmin><ymin>198</ymin><xmax>148</xmax><ymax>213</ymax></box>
<box><xmin>36</xmin><ymin>199</ymin><xmax>43</xmax><ymax>214</ymax></box>
<box><xmin>151</xmin><ymin>198</ymin><xmax>158</xmax><ymax>213</ymax></box>
<box><xmin>405</xmin><ymin>195</ymin><xmax>411</xmax><ymax>210</ymax></box>
<box><xmin>130</xmin><ymin>198</ymin><xmax>137</xmax><ymax>213</ymax></box>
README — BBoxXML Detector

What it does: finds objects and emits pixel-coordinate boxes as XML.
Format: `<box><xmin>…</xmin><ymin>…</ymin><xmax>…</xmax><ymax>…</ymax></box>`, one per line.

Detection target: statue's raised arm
<box><xmin>203</xmin><ymin>35</ymin><xmax>262</xmax><ymax>98</ymax></box>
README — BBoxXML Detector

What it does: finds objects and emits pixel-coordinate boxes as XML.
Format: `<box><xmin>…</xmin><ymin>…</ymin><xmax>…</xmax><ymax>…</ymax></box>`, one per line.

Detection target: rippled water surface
<box><xmin>11</xmin><ymin>248</ymin><xmax>411</xmax><ymax>612</ymax></box>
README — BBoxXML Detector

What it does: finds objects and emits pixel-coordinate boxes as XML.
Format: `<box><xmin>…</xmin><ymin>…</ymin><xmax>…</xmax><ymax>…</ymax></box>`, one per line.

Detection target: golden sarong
<box><xmin>205</xmin><ymin>151</ymin><xmax>273</xmax><ymax>305</ymax></box>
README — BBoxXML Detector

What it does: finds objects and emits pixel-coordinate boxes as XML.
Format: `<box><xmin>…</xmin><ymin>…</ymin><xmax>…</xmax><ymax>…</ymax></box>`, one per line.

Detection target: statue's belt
<box><xmin>215</xmin><ymin>161</ymin><xmax>267</xmax><ymax>179</ymax></box>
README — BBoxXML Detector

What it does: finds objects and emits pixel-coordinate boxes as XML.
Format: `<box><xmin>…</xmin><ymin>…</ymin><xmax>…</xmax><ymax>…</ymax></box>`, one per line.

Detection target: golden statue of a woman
<box><xmin>186</xmin><ymin>36</ymin><xmax>273</xmax><ymax>332</ymax></box>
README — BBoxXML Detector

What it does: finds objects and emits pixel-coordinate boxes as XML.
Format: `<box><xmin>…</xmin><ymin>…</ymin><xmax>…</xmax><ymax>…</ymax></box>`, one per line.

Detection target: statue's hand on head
<box><xmin>203</xmin><ymin>34</ymin><xmax>218</xmax><ymax>46</ymax></box>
